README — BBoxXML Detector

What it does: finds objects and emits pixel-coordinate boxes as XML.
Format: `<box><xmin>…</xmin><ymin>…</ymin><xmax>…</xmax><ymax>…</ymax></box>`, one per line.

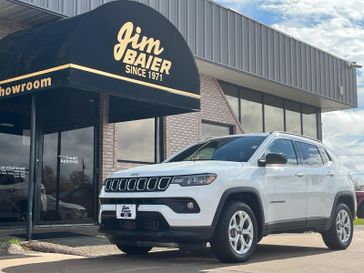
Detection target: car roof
<box><xmin>200</xmin><ymin>131</ymin><xmax>322</xmax><ymax>146</ymax></box>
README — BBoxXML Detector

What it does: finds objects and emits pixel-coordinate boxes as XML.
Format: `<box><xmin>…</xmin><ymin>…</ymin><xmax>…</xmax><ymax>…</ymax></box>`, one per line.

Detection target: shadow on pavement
<box><xmin>1</xmin><ymin>243</ymin><xmax>331</xmax><ymax>273</ymax></box>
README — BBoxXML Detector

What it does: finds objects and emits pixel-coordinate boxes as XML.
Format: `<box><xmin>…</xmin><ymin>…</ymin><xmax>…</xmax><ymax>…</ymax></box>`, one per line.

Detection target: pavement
<box><xmin>1</xmin><ymin>228</ymin><xmax>364</xmax><ymax>273</ymax></box>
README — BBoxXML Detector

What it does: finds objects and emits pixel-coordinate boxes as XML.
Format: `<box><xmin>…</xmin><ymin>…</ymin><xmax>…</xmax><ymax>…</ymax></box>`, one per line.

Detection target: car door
<box><xmin>260</xmin><ymin>138</ymin><xmax>308</xmax><ymax>226</ymax></box>
<box><xmin>295</xmin><ymin>142</ymin><xmax>335</xmax><ymax>221</ymax></box>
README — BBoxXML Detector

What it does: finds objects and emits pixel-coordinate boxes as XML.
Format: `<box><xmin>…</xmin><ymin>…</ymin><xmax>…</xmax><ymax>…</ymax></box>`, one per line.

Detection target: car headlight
<box><xmin>172</xmin><ymin>174</ymin><xmax>217</xmax><ymax>187</ymax></box>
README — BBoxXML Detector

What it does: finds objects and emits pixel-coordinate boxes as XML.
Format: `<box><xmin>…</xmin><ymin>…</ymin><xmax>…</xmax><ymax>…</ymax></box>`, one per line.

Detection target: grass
<box><xmin>0</xmin><ymin>237</ymin><xmax>22</xmax><ymax>245</ymax></box>
<box><xmin>354</xmin><ymin>218</ymin><xmax>364</xmax><ymax>225</ymax></box>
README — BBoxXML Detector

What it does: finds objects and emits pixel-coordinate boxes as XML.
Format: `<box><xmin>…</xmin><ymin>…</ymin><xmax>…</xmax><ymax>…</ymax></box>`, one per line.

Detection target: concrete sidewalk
<box><xmin>1</xmin><ymin>229</ymin><xmax>364</xmax><ymax>273</ymax></box>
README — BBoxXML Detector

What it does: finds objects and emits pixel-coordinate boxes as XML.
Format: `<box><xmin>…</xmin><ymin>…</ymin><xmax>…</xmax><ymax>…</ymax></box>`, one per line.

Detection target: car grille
<box><xmin>104</xmin><ymin>177</ymin><xmax>172</xmax><ymax>192</ymax></box>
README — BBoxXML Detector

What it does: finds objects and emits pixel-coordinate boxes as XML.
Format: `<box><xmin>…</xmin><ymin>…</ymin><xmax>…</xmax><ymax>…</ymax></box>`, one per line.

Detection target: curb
<box><xmin>21</xmin><ymin>241</ymin><xmax>89</xmax><ymax>257</ymax></box>
<box><xmin>0</xmin><ymin>242</ymin><xmax>26</xmax><ymax>255</ymax></box>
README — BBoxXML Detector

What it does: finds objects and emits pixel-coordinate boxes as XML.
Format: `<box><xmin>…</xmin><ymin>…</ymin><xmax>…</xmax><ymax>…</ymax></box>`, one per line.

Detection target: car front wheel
<box><xmin>211</xmin><ymin>201</ymin><xmax>258</xmax><ymax>263</ymax></box>
<box><xmin>322</xmin><ymin>203</ymin><xmax>353</xmax><ymax>250</ymax></box>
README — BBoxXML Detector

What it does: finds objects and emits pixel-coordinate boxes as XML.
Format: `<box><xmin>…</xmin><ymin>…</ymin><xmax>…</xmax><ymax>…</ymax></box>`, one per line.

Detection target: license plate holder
<box><xmin>116</xmin><ymin>204</ymin><xmax>136</xmax><ymax>220</ymax></box>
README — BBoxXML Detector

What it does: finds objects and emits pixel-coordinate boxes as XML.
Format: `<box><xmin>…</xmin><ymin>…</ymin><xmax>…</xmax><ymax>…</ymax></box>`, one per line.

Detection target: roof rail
<box><xmin>271</xmin><ymin>131</ymin><xmax>322</xmax><ymax>143</ymax></box>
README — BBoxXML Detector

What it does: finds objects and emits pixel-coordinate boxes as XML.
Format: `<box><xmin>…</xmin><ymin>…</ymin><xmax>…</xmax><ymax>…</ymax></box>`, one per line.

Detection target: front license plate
<box><xmin>116</xmin><ymin>204</ymin><xmax>136</xmax><ymax>219</ymax></box>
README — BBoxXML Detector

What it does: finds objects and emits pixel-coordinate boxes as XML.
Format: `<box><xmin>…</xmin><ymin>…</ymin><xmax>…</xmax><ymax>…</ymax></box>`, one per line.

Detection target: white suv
<box><xmin>99</xmin><ymin>132</ymin><xmax>356</xmax><ymax>263</ymax></box>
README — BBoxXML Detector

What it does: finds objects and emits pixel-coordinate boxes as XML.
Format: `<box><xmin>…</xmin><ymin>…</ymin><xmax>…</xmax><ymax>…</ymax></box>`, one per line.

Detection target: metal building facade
<box><xmin>11</xmin><ymin>0</ymin><xmax>359</xmax><ymax>110</ymax></box>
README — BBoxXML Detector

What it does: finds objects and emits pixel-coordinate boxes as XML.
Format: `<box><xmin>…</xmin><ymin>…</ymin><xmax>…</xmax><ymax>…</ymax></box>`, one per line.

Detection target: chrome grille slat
<box><xmin>137</xmin><ymin>178</ymin><xmax>147</xmax><ymax>191</ymax></box>
<box><xmin>118</xmin><ymin>179</ymin><xmax>128</xmax><ymax>191</ymax></box>
<box><xmin>147</xmin><ymin>178</ymin><xmax>158</xmax><ymax>191</ymax></box>
<box><xmin>158</xmin><ymin>177</ymin><xmax>171</xmax><ymax>190</ymax></box>
<box><xmin>111</xmin><ymin>179</ymin><xmax>120</xmax><ymax>191</ymax></box>
<box><xmin>127</xmin><ymin>179</ymin><xmax>137</xmax><ymax>191</ymax></box>
<box><xmin>104</xmin><ymin>176</ymin><xmax>171</xmax><ymax>192</ymax></box>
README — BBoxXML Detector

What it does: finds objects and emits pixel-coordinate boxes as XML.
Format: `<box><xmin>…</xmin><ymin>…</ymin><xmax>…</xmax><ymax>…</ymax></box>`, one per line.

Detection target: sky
<box><xmin>216</xmin><ymin>0</ymin><xmax>364</xmax><ymax>172</ymax></box>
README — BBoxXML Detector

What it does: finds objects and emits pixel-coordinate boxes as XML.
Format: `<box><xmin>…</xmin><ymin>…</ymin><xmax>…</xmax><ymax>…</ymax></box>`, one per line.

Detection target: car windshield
<box><xmin>168</xmin><ymin>136</ymin><xmax>266</xmax><ymax>163</ymax></box>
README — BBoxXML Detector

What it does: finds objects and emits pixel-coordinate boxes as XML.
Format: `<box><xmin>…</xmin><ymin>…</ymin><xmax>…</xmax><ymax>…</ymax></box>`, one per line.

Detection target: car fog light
<box><xmin>187</xmin><ymin>201</ymin><xmax>195</xmax><ymax>210</ymax></box>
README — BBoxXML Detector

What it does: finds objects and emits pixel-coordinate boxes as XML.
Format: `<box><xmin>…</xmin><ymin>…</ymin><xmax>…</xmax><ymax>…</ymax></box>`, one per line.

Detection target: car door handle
<box><xmin>295</xmin><ymin>172</ymin><xmax>305</xmax><ymax>178</ymax></box>
<box><xmin>327</xmin><ymin>172</ymin><xmax>335</xmax><ymax>177</ymax></box>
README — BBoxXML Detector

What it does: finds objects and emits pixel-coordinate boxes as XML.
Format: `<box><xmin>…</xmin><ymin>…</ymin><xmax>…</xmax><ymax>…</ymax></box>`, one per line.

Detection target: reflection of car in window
<box><xmin>42</xmin><ymin>195</ymin><xmax>88</xmax><ymax>221</ymax></box>
<box><xmin>62</xmin><ymin>184</ymin><xmax>93</xmax><ymax>217</ymax></box>
<box><xmin>0</xmin><ymin>171</ymin><xmax>28</xmax><ymax>221</ymax></box>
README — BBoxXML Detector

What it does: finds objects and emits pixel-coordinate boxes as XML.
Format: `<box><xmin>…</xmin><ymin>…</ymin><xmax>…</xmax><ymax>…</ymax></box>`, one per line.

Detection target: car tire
<box><xmin>116</xmin><ymin>245</ymin><xmax>153</xmax><ymax>255</ymax></box>
<box><xmin>211</xmin><ymin>201</ymin><xmax>258</xmax><ymax>263</ymax></box>
<box><xmin>322</xmin><ymin>203</ymin><xmax>353</xmax><ymax>250</ymax></box>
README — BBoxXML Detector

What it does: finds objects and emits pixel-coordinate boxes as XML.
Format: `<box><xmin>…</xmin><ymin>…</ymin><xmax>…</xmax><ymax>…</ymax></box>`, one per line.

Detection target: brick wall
<box><xmin>99</xmin><ymin>95</ymin><xmax>150</xmax><ymax>183</ymax></box>
<box><xmin>100</xmin><ymin>74</ymin><xmax>242</xmax><ymax>181</ymax></box>
<box><xmin>164</xmin><ymin>74</ymin><xmax>243</xmax><ymax>158</ymax></box>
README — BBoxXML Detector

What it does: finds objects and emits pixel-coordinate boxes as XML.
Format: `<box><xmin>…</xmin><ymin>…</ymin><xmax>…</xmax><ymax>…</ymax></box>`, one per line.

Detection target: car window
<box><xmin>264</xmin><ymin>138</ymin><xmax>298</xmax><ymax>165</ymax></box>
<box><xmin>296</xmin><ymin>141</ymin><xmax>323</xmax><ymax>166</ymax></box>
<box><xmin>319</xmin><ymin>147</ymin><xmax>331</xmax><ymax>164</ymax></box>
<box><xmin>168</xmin><ymin>136</ymin><xmax>266</xmax><ymax>163</ymax></box>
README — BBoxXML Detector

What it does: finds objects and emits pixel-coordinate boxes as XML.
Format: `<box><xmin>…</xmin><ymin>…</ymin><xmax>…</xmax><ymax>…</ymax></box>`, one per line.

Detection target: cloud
<box><xmin>259</xmin><ymin>0</ymin><xmax>364</xmax><ymax>171</ymax></box>
<box><xmin>322</xmin><ymin>109</ymin><xmax>364</xmax><ymax>170</ymax></box>
<box><xmin>215</xmin><ymin>0</ymin><xmax>249</xmax><ymax>12</ymax></box>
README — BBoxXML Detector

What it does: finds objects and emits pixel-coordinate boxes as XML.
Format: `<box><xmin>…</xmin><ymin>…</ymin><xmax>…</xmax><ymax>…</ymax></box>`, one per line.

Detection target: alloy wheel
<box><xmin>336</xmin><ymin>209</ymin><xmax>352</xmax><ymax>244</ymax></box>
<box><xmin>228</xmin><ymin>210</ymin><xmax>254</xmax><ymax>255</ymax></box>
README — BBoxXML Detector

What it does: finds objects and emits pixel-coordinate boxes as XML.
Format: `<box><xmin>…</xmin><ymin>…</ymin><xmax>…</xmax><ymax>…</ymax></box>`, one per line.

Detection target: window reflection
<box><xmin>116</xmin><ymin>118</ymin><xmax>155</xmax><ymax>163</ymax></box>
<box><xmin>264</xmin><ymin>95</ymin><xmax>284</xmax><ymax>132</ymax></box>
<box><xmin>220</xmin><ymin>81</ymin><xmax>319</xmax><ymax>139</ymax></box>
<box><xmin>265</xmin><ymin>138</ymin><xmax>298</xmax><ymax>165</ymax></box>
<box><xmin>220</xmin><ymin>82</ymin><xmax>239</xmax><ymax>118</ymax></box>
<box><xmin>240</xmin><ymin>89</ymin><xmax>263</xmax><ymax>133</ymax></box>
<box><xmin>201</xmin><ymin>121</ymin><xmax>232</xmax><ymax>139</ymax></box>
<box><xmin>41</xmin><ymin>127</ymin><xmax>94</xmax><ymax>222</ymax></box>
<box><xmin>285</xmin><ymin>101</ymin><xmax>301</xmax><ymax>134</ymax></box>
<box><xmin>296</xmin><ymin>141</ymin><xmax>323</xmax><ymax>165</ymax></box>
<box><xmin>302</xmin><ymin>105</ymin><xmax>318</xmax><ymax>138</ymax></box>
<box><xmin>0</xmin><ymin>111</ymin><xmax>30</xmax><ymax>223</ymax></box>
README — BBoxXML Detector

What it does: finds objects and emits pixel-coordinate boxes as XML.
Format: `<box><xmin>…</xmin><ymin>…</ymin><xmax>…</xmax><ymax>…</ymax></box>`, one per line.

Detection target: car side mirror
<box><xmin>258</xmin><ymin>153</ymin><xmax>287</xmax><ymax>167</ymax></box>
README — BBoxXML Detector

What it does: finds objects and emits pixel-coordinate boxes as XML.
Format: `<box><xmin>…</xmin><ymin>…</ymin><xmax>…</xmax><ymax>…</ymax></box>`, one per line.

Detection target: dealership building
<box><xmin>0</xmin><ymin>0</ymin><xmax>358</xmax><ymax>230</ymax></box>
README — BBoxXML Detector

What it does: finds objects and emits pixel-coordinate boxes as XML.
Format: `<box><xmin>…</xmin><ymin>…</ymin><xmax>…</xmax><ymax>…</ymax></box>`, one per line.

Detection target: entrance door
<box><xmin>34</xmin><ymin>90</ymin><xmax>99</xmax><ymax>224</ymax></box>
<box><xmin>40</xmin><ymin>127</ymin><xmax>95</xmax><ymax>223</ymax></box>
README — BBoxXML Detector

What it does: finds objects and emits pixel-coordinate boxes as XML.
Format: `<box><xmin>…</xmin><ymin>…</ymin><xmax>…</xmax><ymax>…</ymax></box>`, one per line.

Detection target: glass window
<box><xmin>42</xmin><ymin>127</ymin><xmax>94</xmax><ymax>222</ymax></box>
<box><xmin>265</xmin><ymin>138</ymin><xmax>298</xmax><ymax>165</ymax></box>
<box><xmin>264</xmin><ymin>95</ymin><xmax>284</xmax><ymax>132</ymax></box>
<box><xmin>220</xmin><ymin>82</ymin><xmax>239</xmax><ymax>118</ymax></box>
<box><xmin>201</xmin><ymin>121</ymin><xmax>232</xmax><ymax>139</ymax></box>
<box><xmin>302</xmin><ymin>105</ymin><xmax>317</xmax><ymax>138</ymax></box>
<box><xmin>168</xmin><ymin>136</ymin><xmax>266</xmax><ymax>163</ymax></box>
<box><xmin>116</xmin><ymin>118</ymin><xmax>155</xmax><ymax>163</ymax></box>
<box><xmin>285</xmin><ymin>101</ymin><xmax>301</xmax><ymax>134</ymax></box>
<box><xmin>0</xmin><ymin>110</ymin><xmax>30</xmax><ymax>224</ymax></box>
<box><xmin>296</xmin><ymin>141</ymin><xmax>323</xmax><ymax>166</ymax></box>
<box><xmin>219</xmin><ymin>82</ymin><xmax>320</xmax><ymax>139</ymax></box>
<box><xmin>240</xmin><ymin>89</ymin><xmax>263</xmax><ymax>133</ymax></box>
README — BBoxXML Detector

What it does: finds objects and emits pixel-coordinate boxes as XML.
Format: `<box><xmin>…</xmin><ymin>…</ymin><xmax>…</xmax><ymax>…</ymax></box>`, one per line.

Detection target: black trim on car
<box><xmin>263</xmin><ymin>217</ymin><xmax>330</xmax><ymax>234</ymax></box>
<box><xmin>211</xmin><ymin>187</ymin><xmax>265</xmax><ymax>237</ymax></box>
<box><xmin>99</xmin><ymin>211</ymin><xmax>212</xmax><ymax>243</ymax></box>
<box><xmin>100</xmin><ymin>198</ymin><xmax>200</xmax><ymax>214</ymax></box>
<box><xmin>326</xmin><ymin>190</ymin><xmax>356</xmax><ymax>229</ymax></box>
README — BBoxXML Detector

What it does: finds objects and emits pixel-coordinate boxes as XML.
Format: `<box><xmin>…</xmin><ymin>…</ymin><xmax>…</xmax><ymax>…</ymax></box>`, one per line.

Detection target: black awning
<box><xmin>0</xmin><ymin>0</ymin><xmax>200</xmax><ymax>116</ymax></box>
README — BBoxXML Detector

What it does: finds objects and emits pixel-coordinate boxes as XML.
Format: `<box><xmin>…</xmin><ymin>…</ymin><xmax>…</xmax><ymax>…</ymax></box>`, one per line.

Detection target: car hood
<box><xmin>110</xmin><ymin>160</ymin><xmax>243</xmax><ymax>177</ymax></box>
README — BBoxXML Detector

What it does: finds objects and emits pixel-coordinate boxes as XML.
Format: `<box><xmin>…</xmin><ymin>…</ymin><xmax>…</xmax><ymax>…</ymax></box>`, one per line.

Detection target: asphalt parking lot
<box><xmin>1</xmin><ymin>229</ymin><xmax>364</xmax><ymax>273</ymax></box>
